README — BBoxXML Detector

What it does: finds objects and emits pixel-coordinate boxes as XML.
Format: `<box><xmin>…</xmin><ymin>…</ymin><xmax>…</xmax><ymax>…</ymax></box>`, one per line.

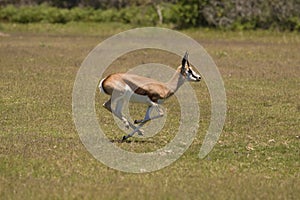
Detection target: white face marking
<box><xmin>186</xmin><ymin>67</ymin><xmax>201</xmax><ymax>82</ymax></box>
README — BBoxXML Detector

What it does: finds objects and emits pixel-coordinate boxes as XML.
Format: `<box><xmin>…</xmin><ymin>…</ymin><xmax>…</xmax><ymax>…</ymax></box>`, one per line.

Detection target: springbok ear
<box><xmin>181</xmin><ymin>52</ymin><xmax>189</xmax><ymax>73</ymax></box>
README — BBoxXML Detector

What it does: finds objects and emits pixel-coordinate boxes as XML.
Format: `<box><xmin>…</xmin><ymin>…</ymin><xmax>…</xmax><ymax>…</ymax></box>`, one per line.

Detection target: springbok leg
<box><xmin>103</xmin><ymin>98</ymin><xmax>144</xmax><ymax>136</ymax></box>
<box><xmin>122</xmin><ymin>121</ymin><xmax>148</xmax><ymax>141</ymax></box>
<box><xmin>134</xmin><ymin>104</ymin><xmax>164</xmax><ymax>124</ymax></box>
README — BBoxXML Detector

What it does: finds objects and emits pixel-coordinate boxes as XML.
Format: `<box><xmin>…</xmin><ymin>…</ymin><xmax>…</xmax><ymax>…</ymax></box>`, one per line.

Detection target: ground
<box><xmin>0</xmin><ymin>22</ymin><xmax>299</xmax><ymax>199</ymax></box>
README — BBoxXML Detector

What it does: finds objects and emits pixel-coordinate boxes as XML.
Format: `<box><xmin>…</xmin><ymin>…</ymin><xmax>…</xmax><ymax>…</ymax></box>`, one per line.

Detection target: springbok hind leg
<box><xmin>103</xmin><ymin>97</ymin><xmax>130</xmax><ymax>128</ymax></box>
<box><xmin>103</xmin><ymin>98</ymin><xmax>144</xmax><ymax>136</ymax></box>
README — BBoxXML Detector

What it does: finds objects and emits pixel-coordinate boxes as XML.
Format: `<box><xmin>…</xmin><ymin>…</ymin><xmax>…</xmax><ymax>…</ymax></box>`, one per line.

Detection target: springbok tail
<box><xmin>99</xmin><ymin>78</ymin><xmax>106</xmax><ymax>94</ymax></box>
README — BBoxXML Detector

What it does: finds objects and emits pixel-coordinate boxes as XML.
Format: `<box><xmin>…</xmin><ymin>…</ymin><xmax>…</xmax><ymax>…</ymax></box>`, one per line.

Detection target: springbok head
<box><xmin>180</xmin><ymin>52</ymin><xmax>201</xmax><ymax>82</ymax></box>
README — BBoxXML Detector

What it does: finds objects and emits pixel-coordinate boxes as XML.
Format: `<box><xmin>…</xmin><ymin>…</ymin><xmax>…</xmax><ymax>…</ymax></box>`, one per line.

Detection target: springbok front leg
<box><xmin>134</xmin><ymin>103</ymin><xmax>164</xmax><ymax>124</ymax></box>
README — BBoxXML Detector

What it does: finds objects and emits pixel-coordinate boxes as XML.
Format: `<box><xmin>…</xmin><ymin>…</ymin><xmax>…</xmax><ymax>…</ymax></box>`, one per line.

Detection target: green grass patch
<box><xmin>0</xmin><ymin>22</ymin><xmax>299</xmax><ymax>199</ymax></box>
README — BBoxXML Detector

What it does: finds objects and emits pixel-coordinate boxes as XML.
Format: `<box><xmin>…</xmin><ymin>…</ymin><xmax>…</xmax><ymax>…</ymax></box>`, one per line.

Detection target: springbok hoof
<box><xmin>122</xmin><ymin>118</ymin><xmax>130</xmax><ymax>129</ymax></box>
<box><xmin>122</xmin><ymin>136</ymin><xmax>127</xmax><ymax>141</ymax></box>
<box><xmin>134</xmin><ymin>119</ymin><xmax>150</xmax><ymax>124</ymax></box>
<box><xmin>134</xmin><ymin>119</ymin><xmax>142</xmax><ymax>124</ymax></box>
<box><xmin>138</xmin><ymin>130</ymin><xmax>144</xmax><ymax>136</ymax></box>
<box><xmin>124</xmin><ymin>122</ymin><xmax>130</xmax><ymax>129</ymax></box>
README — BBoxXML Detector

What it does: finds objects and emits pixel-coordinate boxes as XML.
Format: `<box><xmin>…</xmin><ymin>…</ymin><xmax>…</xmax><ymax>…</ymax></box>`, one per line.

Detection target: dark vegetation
<box><xmin>0</xmin><ymin>0</ymin><xmax>299</xmax><ymax>30</ymax></box>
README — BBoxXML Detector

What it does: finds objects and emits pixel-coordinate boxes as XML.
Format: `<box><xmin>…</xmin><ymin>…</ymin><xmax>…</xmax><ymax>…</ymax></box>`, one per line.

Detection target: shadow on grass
<box><xmin>110</xmin><ymin>138</ymin><xmax>155</xmax><ymax>144</ymax></box>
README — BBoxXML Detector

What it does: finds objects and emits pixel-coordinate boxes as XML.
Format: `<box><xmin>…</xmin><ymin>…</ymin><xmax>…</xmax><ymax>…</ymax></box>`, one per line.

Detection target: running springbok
<box><xmin>99</xmin><ymin>52</ymin><xmax>201</xmax><ymax>141</ymax></box>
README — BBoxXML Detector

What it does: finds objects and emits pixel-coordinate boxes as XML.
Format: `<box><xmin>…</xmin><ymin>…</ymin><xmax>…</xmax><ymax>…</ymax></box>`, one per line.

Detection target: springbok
<box><xmin>99</xmin><ymin>52</ymin><xmax>201</xmax><ymax>141</ymax></box>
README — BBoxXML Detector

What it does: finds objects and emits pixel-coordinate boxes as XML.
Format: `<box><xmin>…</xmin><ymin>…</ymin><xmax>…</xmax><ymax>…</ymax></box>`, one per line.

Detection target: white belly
<box><xmin>122</xmin><ymin>85</ymin><xmax>153</xmax><ymax>105</ymax></box>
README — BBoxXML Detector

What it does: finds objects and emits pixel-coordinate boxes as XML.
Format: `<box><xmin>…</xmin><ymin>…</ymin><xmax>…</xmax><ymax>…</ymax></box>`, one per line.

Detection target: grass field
<box><xmin>0</xmin><ymin>22</ymin><xmax>299</xmax><ymax>199</ymax></box>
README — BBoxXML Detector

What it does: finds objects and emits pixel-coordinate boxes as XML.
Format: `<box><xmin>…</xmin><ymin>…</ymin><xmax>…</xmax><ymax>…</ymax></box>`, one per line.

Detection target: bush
<box><xmin>0</xmin><ymin>1</ymin><xmax>299</xmax><ymax>31</ymax></box>
<box><xmin>93</xmin><ymin>9</ymin><xmax>120</xmax><ymax>23</ymax></box>
<box><xmin>11</xmin><ymin>6</ymin><xmax>43</xmax><ymax>23</ymax></box>
<box><xmin>0</xmin><ymin>5</ymin><xmax>69</xmax><ymax>23</ymax></box>
<box><xmin>68</xmin><ymin>7</ymin><xmax>94</xmax><ymax>22</ymax></box>
<box><xmin>0</xmin><ymin>5</ymin><xmax>18</xmax><ymax>22</ymax></box>
<box><xmin>41</xmin><ymin>6</ymin><xmax>69</xmax><ymax>23</ymax></box>
<box><xmin>119</xmin><ymin>6</ymin><xmax>158</xmax><ymax>25</ymax></box>
<box><xmin>196</xmin><ymin>0</ymin><xmax>300</xmax><ymax>31</ymax></box>
<box><xmin>169</xmin><ymin>2</ymin><xmax>199</xmax><ymax>28</ymax></box>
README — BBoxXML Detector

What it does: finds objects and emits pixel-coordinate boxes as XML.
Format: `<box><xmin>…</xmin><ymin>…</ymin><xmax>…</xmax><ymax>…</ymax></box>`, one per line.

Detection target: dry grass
<box><xmin>0</xmin><ymin>23</ymin><xmax>299</xmax><ymax>199</ymax></box>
